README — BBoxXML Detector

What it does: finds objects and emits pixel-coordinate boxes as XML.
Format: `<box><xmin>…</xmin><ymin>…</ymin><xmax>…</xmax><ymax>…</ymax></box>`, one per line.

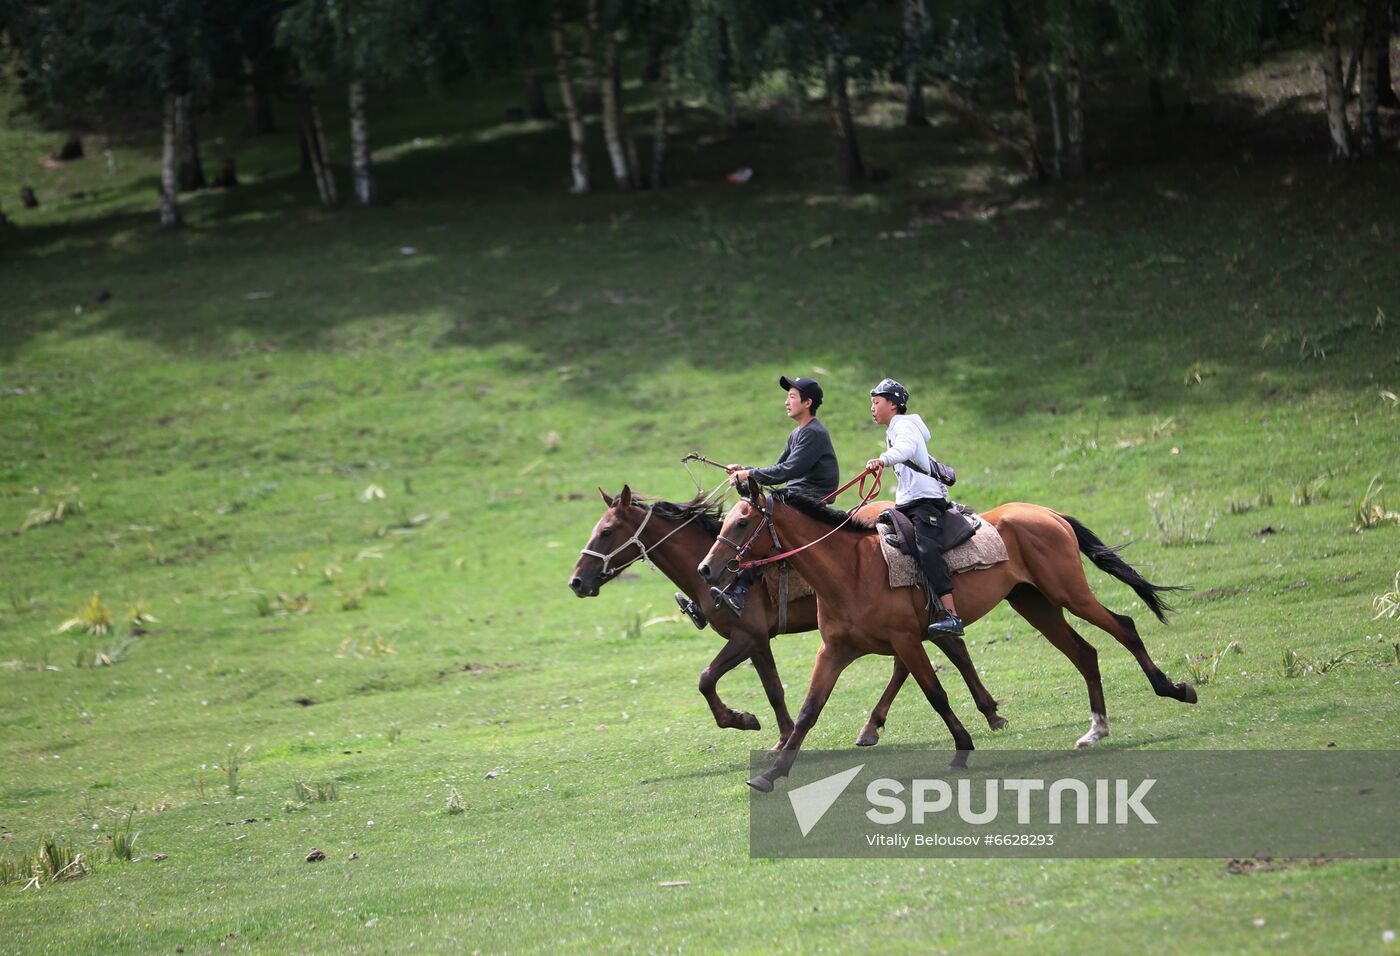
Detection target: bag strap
<box><xmin>887</xmin><ymin>447</ymin><xmax>948</xmax><ymax>482</ymax></box>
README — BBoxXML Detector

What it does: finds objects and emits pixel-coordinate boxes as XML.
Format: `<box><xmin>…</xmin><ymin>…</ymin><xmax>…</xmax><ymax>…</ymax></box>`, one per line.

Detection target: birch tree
<box><xmin>279</xmin><ymin>0</ymin><xmax>461</xmax><ymax>206</ymax></box>
<box><xmin>4</xmin><ymin>0</ymin><xmax>219</xmax><ymax>228</ymax></box>
<box><xmin>1321</xmin><ymin>2</ymin><xmax>1355</xmax><ymax>159</ymax></box>
<box><xmin>550</xmin><ymin>3</ymin><xmax>592</xmax><ymax>193</ymax></box>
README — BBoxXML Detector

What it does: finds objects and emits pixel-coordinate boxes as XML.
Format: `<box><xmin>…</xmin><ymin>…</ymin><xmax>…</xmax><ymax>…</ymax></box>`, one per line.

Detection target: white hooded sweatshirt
<box><xmin>877</xmin><ymin>413</ymin><xmax>949</xmax><ymax>507</ymax></box>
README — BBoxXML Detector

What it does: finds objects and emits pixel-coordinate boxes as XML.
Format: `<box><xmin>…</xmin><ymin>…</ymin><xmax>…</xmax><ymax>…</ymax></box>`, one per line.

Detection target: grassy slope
<box><xmin>2</xmin><ymin>56</ymin><xmax>1399</xmax><ymax>954</ymax></box>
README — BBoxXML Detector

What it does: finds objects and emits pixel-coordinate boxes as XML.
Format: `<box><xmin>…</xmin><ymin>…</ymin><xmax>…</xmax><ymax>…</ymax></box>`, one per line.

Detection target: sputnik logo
<box><xmin>787</xmin><ymin>764</ymin><xmax>864</xmax><ymax>837</ymax></box>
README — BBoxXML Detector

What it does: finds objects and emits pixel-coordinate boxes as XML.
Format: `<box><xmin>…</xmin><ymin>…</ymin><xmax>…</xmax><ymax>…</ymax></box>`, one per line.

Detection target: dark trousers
<box><xmin>897</xmin><ymin>497</ymin><xmax>954</xmax><ymax>598</ymax></box>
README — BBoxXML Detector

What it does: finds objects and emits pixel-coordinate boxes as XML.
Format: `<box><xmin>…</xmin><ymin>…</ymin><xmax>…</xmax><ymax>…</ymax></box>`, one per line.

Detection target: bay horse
<box><xmin>697</xmin><ymin>487</ymin><xmax>1195</xmax><ymax>792</ymax></box>
<box><xmin>568</xmin><ymin>485</ymin><xmax>1006</xmax><ymax>750</ymax></box>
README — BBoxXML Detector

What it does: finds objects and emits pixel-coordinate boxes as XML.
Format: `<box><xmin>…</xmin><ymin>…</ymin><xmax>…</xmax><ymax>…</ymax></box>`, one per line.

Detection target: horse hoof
<box><xmin>747</xmin><ymin>775</ymin><xmax>775</xmax><ymax>793</ymax></box>
<box><xmin>987</xmin><ymin>715</ymin><xmax>1010</xmax><ymax>731</ymax></box>
<box><xmin>1177</xmin><ymin>682</ymin><xmax>1198</xmax><ymax>705</ymax></box>
<box><xmin>1075</xmin><ymin>735</ymin><xmax>1100</xmax><ymax>749</ymax></box>
<box><xmin>949</xmin><ymin>750</ymin><xmax>971</xmax><ymax>770</ymax></box>
<box><xmin>855</xmin><ymin>727</ymin><xmax>880</xmax><ymax>747</ymax></box>
<box><xmin>735</xmin><ymin>712</ymin><xmax>762</xmax><ymax>732</ymax></box>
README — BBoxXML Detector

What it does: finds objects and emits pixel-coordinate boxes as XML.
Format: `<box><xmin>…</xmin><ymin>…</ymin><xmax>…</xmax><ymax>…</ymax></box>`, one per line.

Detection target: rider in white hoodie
<box><xmin>864</xmin><ymin>378</ymin><xmax>965</xmax><ymax>637</ymax></box>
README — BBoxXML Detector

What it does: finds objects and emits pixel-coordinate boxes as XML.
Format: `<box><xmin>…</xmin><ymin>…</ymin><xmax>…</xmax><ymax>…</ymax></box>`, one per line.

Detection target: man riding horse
<box><xmin>865</xmin><ymin>378</ymin><xmax>966</xmax><ymax>637</ymax></box>
<box><xmin>699</xmin><ymin>375</ymin><xmax>839</xmax><ymax>620</ymax></box>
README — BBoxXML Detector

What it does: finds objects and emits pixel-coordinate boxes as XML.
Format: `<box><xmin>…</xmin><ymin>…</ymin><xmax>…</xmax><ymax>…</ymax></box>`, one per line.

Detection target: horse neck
<box><xmin>766</xmin><ymin>502</ymin><xmax>862</xmax><ymax>595</ymax></box>
<box><xmin>632</xmin><ymin>511</ymin><xmax>714</xmax><ymax>602</ymax></box>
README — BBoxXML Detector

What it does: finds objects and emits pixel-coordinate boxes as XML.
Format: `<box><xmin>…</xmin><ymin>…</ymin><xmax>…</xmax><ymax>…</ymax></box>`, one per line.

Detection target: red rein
<box><xmin>734</xmin><ymin>466</ymin><xmax>883</xmax><ymax>571</ymax></box>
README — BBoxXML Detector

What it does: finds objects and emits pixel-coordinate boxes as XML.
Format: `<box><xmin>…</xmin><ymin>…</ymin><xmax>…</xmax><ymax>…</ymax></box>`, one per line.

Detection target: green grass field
<box><xmin>2</xmin><ymin>58</ymin><xmax>1399</xmax><ymax>953</ymax></box>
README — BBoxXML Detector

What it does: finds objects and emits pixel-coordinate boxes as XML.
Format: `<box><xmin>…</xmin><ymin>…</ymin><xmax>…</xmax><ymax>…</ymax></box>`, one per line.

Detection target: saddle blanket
<box><xmin>761</xmin><ymin>561</ymin><xmax>815</xmax><ymax>603</ymax></box>
<box><xmin>880</xmin><ymin>516</ymin><xmax>1009</xmax><ymax>589</ymax></box>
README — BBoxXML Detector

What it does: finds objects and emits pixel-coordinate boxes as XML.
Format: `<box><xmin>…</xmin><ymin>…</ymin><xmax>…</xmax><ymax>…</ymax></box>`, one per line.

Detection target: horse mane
<box><xmin>772</xmin><ymin>491</ymin><xmax>878</xmax><ymax>534</ymax></box>
<box><xmin>634</xmin><ymin>492</ymin><xmax>727</xmax><ymax>537</ymax></box>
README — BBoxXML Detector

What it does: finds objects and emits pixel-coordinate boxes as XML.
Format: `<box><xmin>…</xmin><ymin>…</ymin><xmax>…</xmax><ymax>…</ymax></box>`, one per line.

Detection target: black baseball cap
<box><xmin>779</xmin><ymin>375</ymin><xmax>823</xmax><ymax>403</ymax></box>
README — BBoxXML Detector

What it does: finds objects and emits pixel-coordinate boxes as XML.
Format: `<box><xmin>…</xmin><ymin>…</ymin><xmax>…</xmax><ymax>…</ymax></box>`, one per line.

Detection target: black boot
<box><xmin>674</xmin><ymin>592</ymin><xmax>706</xmax><ymax>630</ymax></box>
<box><xmin>927</xmin><ymin>611</ymin><xmax>965</xmax><ymax>638</ymax></box>
<box><xmin>709</xmin><ymin>583</ymin><xmax>749</xmax><ymax>617</ymax></box>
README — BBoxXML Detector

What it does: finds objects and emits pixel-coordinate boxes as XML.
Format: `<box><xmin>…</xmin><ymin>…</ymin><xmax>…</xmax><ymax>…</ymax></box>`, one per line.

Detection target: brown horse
<box><xmin>697</xmin><ymin>488</ymin><xmax>1194</xmax><ymax>792</ymax></box>
<box><xmin>569</xmin><ymin>486</ymin><xmax>1004</xmax><ymax>750</ymax></box>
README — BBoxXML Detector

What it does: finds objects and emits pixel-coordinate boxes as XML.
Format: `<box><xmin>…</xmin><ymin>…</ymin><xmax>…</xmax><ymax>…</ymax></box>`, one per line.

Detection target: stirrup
<box><xmin>926</xmin><ymin>613</ymin><xmax>965</xmax><ymax>638</ymax></box>
<box><xmin>674</xmin><ymin>592</ymin><xmax>706</xmax><ymax>630</ymax></box>
<box><xmin>709</xmin><ymin>585</ymin><xmax>747</xmax><ymax>617</ymax></box>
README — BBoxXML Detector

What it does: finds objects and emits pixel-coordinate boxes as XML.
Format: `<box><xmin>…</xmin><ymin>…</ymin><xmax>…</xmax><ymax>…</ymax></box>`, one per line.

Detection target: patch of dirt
<box><xmin>1192</xmin><ymin>587</ymin><xmax>1243</xmax><ymax>602</ymax></box>
<box><xmin>1226</xmin><ymin>855</ymin><xmax>1335</xmax><ymax>875</ymax></box>
<box><xmin>456</xmin><ymin>662</ymin><xmax>521</xmax><ymax>676</ymax></box>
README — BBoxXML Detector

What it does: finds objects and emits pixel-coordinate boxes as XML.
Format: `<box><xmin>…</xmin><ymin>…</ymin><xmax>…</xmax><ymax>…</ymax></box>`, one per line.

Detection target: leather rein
<box><xmin>722</xmin><ymin>467</ymin><xmax>883</xmax><ymax>574</ymax></box>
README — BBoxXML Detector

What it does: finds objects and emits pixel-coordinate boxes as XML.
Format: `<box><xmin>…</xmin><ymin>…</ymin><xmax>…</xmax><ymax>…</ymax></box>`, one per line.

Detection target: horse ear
<box><xmin>738</xmin><ymin>478</ymin><xmax>755</xmax><ymax>502</ymax></box>
<box><xmin>598</xmin><ymin>487</ymin><xmax>614</xmax><ymax>506</ymax></box>
<box><xmin>618</xmin><ymin>484</ymin><xmax>633</xmax><ymax>508</ymax></box>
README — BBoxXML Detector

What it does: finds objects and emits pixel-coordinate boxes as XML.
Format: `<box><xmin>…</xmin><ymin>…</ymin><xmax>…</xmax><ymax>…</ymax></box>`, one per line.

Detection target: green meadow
<box><xmin>2</xmin><ymin>60</ymin><xmax>1399</xmax><ymax>953</ymax></box>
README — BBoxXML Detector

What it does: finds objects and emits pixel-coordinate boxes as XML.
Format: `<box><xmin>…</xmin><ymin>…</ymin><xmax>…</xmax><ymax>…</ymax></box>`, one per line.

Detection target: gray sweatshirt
<box><xmin>749</xmin><ymin>418</ymin><xmax>840</xmax><ymax>500</ymax></box>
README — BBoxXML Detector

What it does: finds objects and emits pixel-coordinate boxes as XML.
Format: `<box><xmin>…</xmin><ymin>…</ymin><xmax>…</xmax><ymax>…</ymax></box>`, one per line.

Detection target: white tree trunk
<box><xmin>160</xmin><ymin>95</ymin><xmax>180</xmax><ymax>228</ymax></box>
<box><xmin>551</xmin><ymin>11</ymin><xmax>590</xmax><ymax>193</ymax></box>
<box><xmin>348</xmin><ymin>80</ymin><xmax>375</xmax><ymax>205</ymax></box>
<box><xmin>599</xmin><ymin>32</ymin><xmax>633</xmax><ymax>188</ymax></box>
<box><xmin>1323</xmin><ymin>11</ymin><xmax>1354</xmax><ymax>159</ymax></box>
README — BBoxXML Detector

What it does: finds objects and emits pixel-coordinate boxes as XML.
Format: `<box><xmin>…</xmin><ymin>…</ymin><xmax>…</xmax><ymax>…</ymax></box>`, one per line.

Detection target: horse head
<box><xmin>569</xmin><ymin>484</ymin><xmax>641</xmax><ymax>597</ymax></box>
<box><xmin>697</xmin><ymin>489</ymin><xmax>774</xmax><ymax>584</ymax></box>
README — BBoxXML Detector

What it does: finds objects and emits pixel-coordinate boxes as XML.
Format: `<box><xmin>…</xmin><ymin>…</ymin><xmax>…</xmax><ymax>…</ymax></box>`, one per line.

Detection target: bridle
<box><xmin>715</xmin><ymin>490</ymin><xmax>783</xmax><ymax>573</ymax></box>
<box><xmin>717</xmin><ymin>467</ymin><xmax>883</xmax><ymax>575</ymax></box>
<box><xmin>578</xmin><ymin>480</ymin><xmax>730</xmax><ymax>585</ymax></box>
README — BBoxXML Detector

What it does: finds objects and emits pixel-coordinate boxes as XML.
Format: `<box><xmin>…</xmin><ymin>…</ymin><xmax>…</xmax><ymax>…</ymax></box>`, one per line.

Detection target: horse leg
<box><xmin>889</xmin><ymin>633</ymin><xmax>975</xmax><ymax>764</ymax></box>
<box><xmin>747</xmin><ymin>639</ymin><xmax>796</xmax><ymax>751</ymax></box>
<box><xmin>1060</xmin><ymin>590</ymin><xmax>1198</xmax><ymax>705</ymax></box>
<box><xmin>856</xmin><ymin>659</ymin><xmax>908</xmax><ymax>747</ymax></box>
<box><xmin>1019</xmin><ymin>531</ymin><xmax>1198</xmax><ymax>706</ymax></box>
<box><xmin>1008</xmin><ymin>584</ymin><xmax>1110</xmax><ymax>747</ymax></box>
<box><xmin>748</xmin><ymin>642</ymin><xmax>856</xmax><ymax>793</ymax></box>
<box><xmin>698</xmin><ymin>636</ymin><xmax>763</xmax><ymax>732</ymax></box>
<box><xmin>927</xmin><ymin>631</ymin><xmax>1009</xmax><ymax>731</ymax></box>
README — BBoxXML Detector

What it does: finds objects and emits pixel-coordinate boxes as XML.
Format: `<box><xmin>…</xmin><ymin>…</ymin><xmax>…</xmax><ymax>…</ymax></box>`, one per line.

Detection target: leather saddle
<box><xmin>875</xmin><ymin>503</ymin><xmax>979</xmax><ymax>556</ymax></box>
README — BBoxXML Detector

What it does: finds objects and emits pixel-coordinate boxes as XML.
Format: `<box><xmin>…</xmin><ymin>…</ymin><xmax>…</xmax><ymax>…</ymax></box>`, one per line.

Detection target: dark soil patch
<box><xmin>1192</xmin><ymin>587</ymin><xmax>1243</xmax><ymax>602</ymax></box>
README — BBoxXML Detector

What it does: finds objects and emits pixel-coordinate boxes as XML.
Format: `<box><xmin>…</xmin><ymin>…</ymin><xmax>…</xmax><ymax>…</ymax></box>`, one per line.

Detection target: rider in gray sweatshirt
<box><xmin>704</xmin><ymin>375</ymin><xmax>838</xmax><ymax>619</ymax></box>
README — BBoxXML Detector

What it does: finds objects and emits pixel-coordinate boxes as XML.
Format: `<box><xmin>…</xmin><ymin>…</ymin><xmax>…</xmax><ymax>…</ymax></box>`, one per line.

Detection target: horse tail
<box><xmin>1057</xmin><ymin>513</ymin><xmax>1187</xmax><ymax>624</ymax></box>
